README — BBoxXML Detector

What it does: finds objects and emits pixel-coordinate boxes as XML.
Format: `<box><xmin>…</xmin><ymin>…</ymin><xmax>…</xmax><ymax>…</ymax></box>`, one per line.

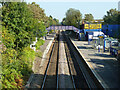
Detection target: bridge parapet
<box><xmin>46</xmin><ymin>25</ymin><xmax>80</xmax><ymax>33</ymax></box>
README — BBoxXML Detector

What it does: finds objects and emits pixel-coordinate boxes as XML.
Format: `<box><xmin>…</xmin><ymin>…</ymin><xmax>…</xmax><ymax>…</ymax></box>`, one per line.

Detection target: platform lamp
<box><xmin>98</xmin><ymin>25</ymin><xmax>101</xmax><ymax>52</ymax></box>
<box><xmin>95</xmin><ymin>21</ymin><xmax>100</xmax><ymax>52</ymax></box>
<box><xmin>103</xmin><ymin>34</ymin><xmax>106</xmax><ymax>52</ymax></box>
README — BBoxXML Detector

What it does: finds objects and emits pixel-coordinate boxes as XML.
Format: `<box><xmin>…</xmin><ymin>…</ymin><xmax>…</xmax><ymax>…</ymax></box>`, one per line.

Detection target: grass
<box><xmin>35</xmin><ymin>39</ymin><xmax>45</xmax><ymax>58</ymax></box>
<box><xmin>36</xmin><ymin>39</ymin><xmax>45</xmax><ymax>50</ymax></box>
<box><xmin>35</xmin><ymin>50</ymin><xmax>43</xmax><ymax>58</ymax></box>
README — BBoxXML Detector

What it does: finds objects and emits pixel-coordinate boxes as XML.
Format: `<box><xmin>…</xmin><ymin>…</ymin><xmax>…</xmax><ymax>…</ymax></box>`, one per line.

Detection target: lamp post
<box><xmin>103</xmin><ymin>34</ymin><xmax>106</xmax><ymax>52</ymax></box>
<box><xmin>95</xmin><ymin>21</ymin><xmax>100</xmax><ymax>52</ymax></box>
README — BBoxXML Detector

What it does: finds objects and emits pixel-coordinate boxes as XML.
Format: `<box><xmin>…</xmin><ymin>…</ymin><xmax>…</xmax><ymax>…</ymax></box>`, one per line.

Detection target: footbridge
<box><xmin>46</xmin><ymin>25</ymin><xmax>81</xmax><ymax>33</ymax></box>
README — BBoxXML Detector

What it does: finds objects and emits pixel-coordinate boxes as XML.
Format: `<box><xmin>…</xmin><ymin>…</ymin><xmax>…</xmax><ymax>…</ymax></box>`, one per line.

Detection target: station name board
<box><xmin>84</xmin><ymin>24</ymin><xmax>102</xmax><ymax>29</ymax></box>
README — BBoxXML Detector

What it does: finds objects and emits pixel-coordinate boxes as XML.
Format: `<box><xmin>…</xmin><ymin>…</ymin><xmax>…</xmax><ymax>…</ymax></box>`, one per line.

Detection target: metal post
<box><xmin>98</xmin><ymin>29</ymin><xmax>100</xmax><ymax>52</ymax></box>
<box><xmin>98</xmin><ymin>41</ymin><xmax>100</xmax><ymax>52</ymax></box>
<box><xmin>109</xmin><ymin>41</ymin><xmax>111</xmax><ymax>54</ymax></box>
<box><xmin>103</xmin><ymin>35</ymin><xmax>106</xmax><ymax>52</ymax></box>
<box><xmin>54</xmin><ymin>25</ymin><xmax>55</xmax><ymax>33</ymax></box>
<box><xmin>79</xmin><ymin>30</ymin><xmax>81</xmax><ymax>41</ymax></box>
<box><xmin>88</xmin><ymin>35</ymin><xmax>90</xmax><ymax>45</ymax></box>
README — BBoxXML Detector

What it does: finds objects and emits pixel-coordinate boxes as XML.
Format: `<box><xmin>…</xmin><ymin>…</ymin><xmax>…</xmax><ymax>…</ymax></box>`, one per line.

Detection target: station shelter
<box><xmin>79</xmin><ymin>23</ymin><xmax>106</xmax><ymax>52</ymax></box>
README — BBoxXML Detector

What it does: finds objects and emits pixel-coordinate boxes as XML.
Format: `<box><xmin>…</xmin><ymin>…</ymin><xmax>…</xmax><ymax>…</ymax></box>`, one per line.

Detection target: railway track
<box><xmin>63</xmin><ymin>32</ymin><xmax>89</xmax><ymax>89</ymax></box>
<box><xmin>63</xmin><ymin>30</ymin><xmax>104</xmax><ymax>89</ymax></box>
<box><xmin>40</xmin><ymin>30</ymin><xmax>103</xmax><ymax>89</ymax></box>
<box><xmin>41</xmin><ymin>32</ymin><xmax>59</xmax><ymax>89</ymax></box>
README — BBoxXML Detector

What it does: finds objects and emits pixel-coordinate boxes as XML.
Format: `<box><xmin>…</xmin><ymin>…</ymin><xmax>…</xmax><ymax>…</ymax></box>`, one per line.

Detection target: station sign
<box><xmin>99</xmin><ymin>36</ymin><xmax>104</xmax><ymax>38</ymax></box>
<box><xmin>84</xmin><ymin>24</ymin><xmax>102</xmax><ymax>29</ymax></box>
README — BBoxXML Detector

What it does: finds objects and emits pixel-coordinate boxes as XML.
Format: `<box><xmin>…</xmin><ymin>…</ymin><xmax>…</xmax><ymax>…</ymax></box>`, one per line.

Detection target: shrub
<box><xmin>36</xmin><ymin>39</ymin><xmax>45</xmax><ymax>50</ymax></box>
<box><xmin>2</xmin><ymin>47</ymin><xmax>35</xmax><ymax>89</ymax></box>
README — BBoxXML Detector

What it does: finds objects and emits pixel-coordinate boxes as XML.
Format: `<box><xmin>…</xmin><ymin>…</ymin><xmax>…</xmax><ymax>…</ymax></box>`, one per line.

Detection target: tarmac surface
<box><xmin>71</xmin><ymin>39</ymin><xmax>120</xmax><ymax>89</ymax></box>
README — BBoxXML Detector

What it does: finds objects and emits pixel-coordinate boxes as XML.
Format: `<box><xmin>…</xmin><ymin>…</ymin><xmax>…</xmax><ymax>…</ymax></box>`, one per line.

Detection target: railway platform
<box><xmin>70</xmin><ymin>39</ymin><xmax>120</xmax><ymax>88</ymax></box>
<box><xmin>26</xmin><ymin>33</ymin><xmax>55</xmax><ymax>88</ymax></box>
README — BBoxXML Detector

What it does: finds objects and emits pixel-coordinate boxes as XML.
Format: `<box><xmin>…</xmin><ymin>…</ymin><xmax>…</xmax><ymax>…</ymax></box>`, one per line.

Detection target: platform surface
<box><xmin>71</xmin><ymin>39</ymin><xmax>120</xmax><ymax>88</ymax></box>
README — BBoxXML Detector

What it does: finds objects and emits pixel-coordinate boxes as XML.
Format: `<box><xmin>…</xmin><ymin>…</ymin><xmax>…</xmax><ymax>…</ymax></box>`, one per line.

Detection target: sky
<box><xmin>26</xmin><ymin>0</ymin><xmax>119</xmax><ymax>22</ymax></box>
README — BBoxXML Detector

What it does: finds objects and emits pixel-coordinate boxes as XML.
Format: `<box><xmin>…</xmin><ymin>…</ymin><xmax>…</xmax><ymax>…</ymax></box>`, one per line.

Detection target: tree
<box><xmin>2</xmin><ymin>2</ymin><xmax>33</xmax><ymax>50</ymax></box>
<box><xmin>27</xmin><ymin>2</ymin><xmax>48</xmax><ymax>26</ymax></box>
<box><xmin>103</xmin><ymin>8</ymin><xmax>120</xmax><ymax>41</ymax></box>
<box><xmin>65</xmin><ymin>8</ymin><xmax>82</xmax><ymax>28</ymax></box>
<box><xmin>2</xmin><ymin>2</ymin><xmax>46</xmax><ymax>50</ymax></box>
<box><xmin>47</xmin><ymin>15</ymin><xmax>59</xmax><ymax>26</ymax></box>
<box><xmin>103</xmin><ymin>8</ymin><xmax>119</xmax><ymax>24</ymax></box>
<box><xmin>84</xmin><ymin>13</ymin><xmax>94</xmax><ymax>22</ymax></box>
<box><xmin>1</xmin><ymin>2</ymin><xmax>47</xmax><ymax>88</ymax></box>
<box><xmin>53</xmin><ymin>18</ymin><xmax>59</xmax><ymax>25</ymax></box>
<box><xmin>61</xmin><ymin>18</ymin><xmax>66</xmax><ymax>25</ymax></box>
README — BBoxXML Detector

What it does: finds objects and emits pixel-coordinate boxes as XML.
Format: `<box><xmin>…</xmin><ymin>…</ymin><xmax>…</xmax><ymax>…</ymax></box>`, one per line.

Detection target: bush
<box><xmin>19</xmin><ymin>46</ymin><xmax>35</xmax><ymax>76</ymax></box>
<box><xmin>36</xmin><ymin>39</ymin><xmax>45</xmax><ymax>50</ymax></box>
<box><xmin>2</xmin><ymin>47</ymin><xmax>35</xmax><ymax>89</ymax></box>
<box><xmin>49</xmin><ymin>30</ymin><xmax>54</xmax><ymax>34</ymax></box>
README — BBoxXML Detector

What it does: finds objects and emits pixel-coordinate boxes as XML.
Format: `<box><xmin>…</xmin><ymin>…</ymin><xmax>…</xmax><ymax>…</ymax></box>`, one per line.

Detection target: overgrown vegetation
<box><xmin>35</xmin><ymin>51</ymin><xmax>43</xmax><ymax>58</ymax></box>
<box><xmin>36</xmin><ymin>39</ymin><xmax>45</xmax><ymax>50</ymax></box>
<box><xmin>0</xmin><ymin>2</ymin><xmax>57</xmax><ymax>89</ymax></box>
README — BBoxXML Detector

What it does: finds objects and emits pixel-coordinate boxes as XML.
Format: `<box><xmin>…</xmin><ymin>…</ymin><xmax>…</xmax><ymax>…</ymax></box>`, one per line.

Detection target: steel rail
<box><xmin>63</xmin><ymin>31</ymin><xmax>103</xmax><ymax>89</ymax></box>
<box><xmin>56</xmin><ymin>32</ymin><xmax>60</xmax><ymax>90</ymax></box>
<box><xmin>41</xmin><ymin>35</ymin><xmax>59</xmax><ymax>89</ymax></box>
<box><xmin>63</xmin><ymin>32</ymin><xmax>76</xmax><ymax>89</ymax></box>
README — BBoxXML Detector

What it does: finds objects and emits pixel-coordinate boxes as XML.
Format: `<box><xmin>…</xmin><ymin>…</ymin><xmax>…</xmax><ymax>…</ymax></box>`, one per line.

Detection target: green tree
<box><xmin>84</xmin><ymin>13</ymin><xmax>94</xmax><ymax>22</ymax></box>
<box><xmin>103</xmin><ymin>8</ymin><xmax>120</xmax><ymax>41</ymax></box>
<box><xmin>65</xmin><ymin>8</ymin><xmax>82</xmax><ymax>28</ymax></box>
<box><xmin>27</xmin><ymin>2</ymin><xmax>46</xmax><ymax>21</ymax></box>
<box><xmin>61</xmin><ymin>17</ymin><xmax>66</xmax><ymax>25</ymax></box>
<box><xmin>2</xmin><ymin>2</ymin><xmax>34</xmax><ymax>50</ymax></box>
<box><xmin>53</xmin><ymin>18</ymin><xmax>59</xmax><ymax>25</ymax></box>
<box><xmin>47</xmin><ymin>15</ymin><xmax>59</xmax><ymax>26</ymax></box>
<box><xmin>27</xmin><ymin>2</ymin><xmax>49</xmax><ymax>27</ymax></box>
<box><xmin>1</xmin><ymin>2</ymin><xmax>47</xmax><ymax>88</ymax></box>
<box><xmin>103</xmin><ymin>9</ymin><xmax>119</xmax><ymax>24</ymax></box>
<box><xmin>2</xmin><ymin>2</ymin><xmax>47</xmax><ymax>50</ymax></box>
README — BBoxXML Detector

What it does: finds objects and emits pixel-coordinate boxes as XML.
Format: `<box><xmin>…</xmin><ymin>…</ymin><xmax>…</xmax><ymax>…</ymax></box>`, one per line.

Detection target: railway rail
<box><xmin>63</xmin><ymin>31</ymin><xmax>89</xmax><ymax>89</ymax></box>
<box><xmin>63</xmin><ymin>30</ymin><xmax>104</xmax><ymax>89</ymax></box>
<box><xmin>41</xmin><ymin>32</ymin><xmax>59</xmax><ymax>89</ymax></box>
<box><xmin>35</xmin><ymin>30</ymin><xmax>104</xmax><ymax>89</ymax></box>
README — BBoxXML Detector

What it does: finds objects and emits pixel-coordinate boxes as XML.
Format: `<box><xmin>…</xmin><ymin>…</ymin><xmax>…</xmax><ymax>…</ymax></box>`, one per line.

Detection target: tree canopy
<box><xmin>103</xmin><ymin>8</ymin><xmax>120</xmax><ymax>41</ymax></box>
<box><xmin>1</xmin><ymin>2</ymin><xmax>49</xmax><ymax>88</ymax></box>
<box><xmin>27</xmin><ymin>2</ymin><xmax>59</xmax><ymax>27</ymax></box>
<box><xmin>103</xmin><ymin>8</ymin><xmax>120</xmax><ymax>24</ymax></box>
<box><xmin>1</xmin><ymin>2</ymin><xmax>47</xmax><ymax>50</ymax></box>
<box><xmin>62</xmin><ymin>8</ymin><xmax>82</xmax><ymax>28</ymax></box>
<box><xmin>84</xmin><ymin>13</ymin><xmax>94</xmax><ymax>22</ymax></box>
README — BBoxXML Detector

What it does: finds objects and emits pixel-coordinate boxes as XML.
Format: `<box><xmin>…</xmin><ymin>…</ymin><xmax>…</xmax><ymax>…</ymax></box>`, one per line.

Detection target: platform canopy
<box><xmin>46</xmin><ymin>25</ymin><xmax>81</xmax><ymax>33</ymax></box>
